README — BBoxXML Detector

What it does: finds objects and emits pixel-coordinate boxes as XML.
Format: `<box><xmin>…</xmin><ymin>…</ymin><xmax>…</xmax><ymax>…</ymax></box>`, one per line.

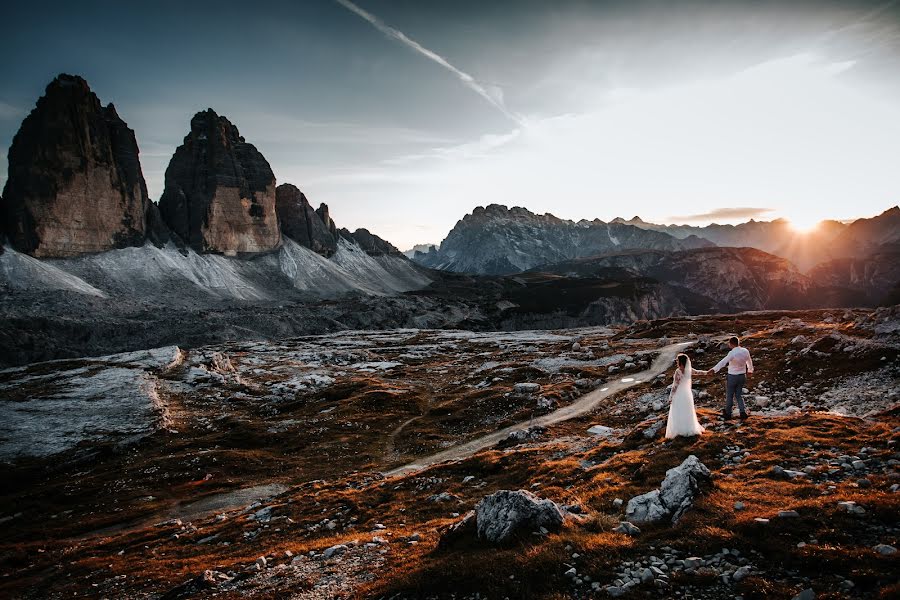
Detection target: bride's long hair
<box><xmin>676</xmin><ymin>353</ymin><xmax>692</xmax><ymax>380</ymax></box>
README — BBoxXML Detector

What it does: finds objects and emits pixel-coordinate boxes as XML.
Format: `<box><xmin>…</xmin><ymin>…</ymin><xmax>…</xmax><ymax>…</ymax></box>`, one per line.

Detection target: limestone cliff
<box><xmin>1</xmin><ymin>74</ymin><xmax>152</xmax><ymax>257</ymax></box>
<box><xmin>158</xmin><ymin>109</ymin><xmax>279</xmax><ymax>255</ymax></box>
<box><xmin>275</xmin><ymin>183</ymin><xmax>337</xmax><ymax>256</ymax></box>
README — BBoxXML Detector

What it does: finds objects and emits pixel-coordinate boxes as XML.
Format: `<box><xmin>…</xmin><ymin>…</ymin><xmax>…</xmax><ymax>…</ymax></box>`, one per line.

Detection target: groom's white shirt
<box><xmin>713</xmin><ymin>346</ymin><xmax>754</xmax><ymax>375</ymax></box>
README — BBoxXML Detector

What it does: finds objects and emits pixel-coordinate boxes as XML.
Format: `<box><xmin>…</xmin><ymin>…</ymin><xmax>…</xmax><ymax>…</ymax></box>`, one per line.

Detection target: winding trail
<box><xmin>384</xmin><ymin>340</ymin><xmax>694</xmax><ymax>477</ymax></box>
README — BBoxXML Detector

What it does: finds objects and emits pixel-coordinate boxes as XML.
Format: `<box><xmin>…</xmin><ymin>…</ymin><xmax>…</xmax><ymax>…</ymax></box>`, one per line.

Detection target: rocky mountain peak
<box><xmin>274</xmin><ymin>183</ymin><xmax>337</xmax><ymax>256</ymax></box>
<box><xmin>415</xmin><ymin>205</ymin><xmax>713</xmax><ymax>275</ymax></box>
<box><xmin>1</xmin><ymin>74</ymin><xmax>154</xmax><ymax>257</ymax></box>
<box><xmin>339</xmin><ymin>228</ymin><xmax>402</xmax><ymax>256</ymax></box>
<box><xmin>158</xmin><ymin>109</ymin><xmax>280</xmax><ymax>255</ymax></box>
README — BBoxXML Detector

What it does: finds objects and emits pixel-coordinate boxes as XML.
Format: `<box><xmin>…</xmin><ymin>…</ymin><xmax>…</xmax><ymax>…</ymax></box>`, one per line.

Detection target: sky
<box><xmin>1</xmin><ymin>0</ymin><xmax>899</xmax><ymax>249</ymax></box>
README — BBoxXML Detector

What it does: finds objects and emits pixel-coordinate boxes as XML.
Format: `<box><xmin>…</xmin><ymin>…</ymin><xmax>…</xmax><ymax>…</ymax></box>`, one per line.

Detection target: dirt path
<box><xmin>383</xmin><ymin>340</ymin><xmax>695</xmax><ymax>477</ymax></box>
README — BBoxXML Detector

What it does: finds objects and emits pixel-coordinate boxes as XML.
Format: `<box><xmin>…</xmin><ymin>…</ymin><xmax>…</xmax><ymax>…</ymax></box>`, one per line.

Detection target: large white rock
<box><xmin>625</xmin><ymin>455</ymin><xmax>711</xmax><ymax>524</ymax></box>
<box><xmin>475</xmin><ymin>489</ymin><xmax>565</xmax><ymax>543</ymax></box>
<box><xmin>587</xmin><ymin>425</ymin><xmax>616</xmax><ymax>437</ymax></box>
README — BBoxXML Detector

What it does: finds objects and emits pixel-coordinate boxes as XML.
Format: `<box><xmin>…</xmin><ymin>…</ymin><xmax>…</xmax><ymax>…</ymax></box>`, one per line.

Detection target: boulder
<box><xmin>587</xmin><ymin>425</ymin><xmax>616</xmax><ymax>437</ymax></box>
<box><xmin>438</xmin><ymin>510</ymin><xmax>476</xmax><ymax>549</ymax></box>
<box><xmin>514</xmin><ymin>382</ymin><xmax>542</xmax><ymax>395</ymax></box>
<box><xmin>1</xmin><ymin>74</ymin><xmax>155</xmax><ymax>257</ymax></box>
<box><xmin>158</xmin><ymin>109</ymin><xmax>280</xmax><ymax>255</ymax></box>
<box><xmin>625</xmin><ymin>455</ymin><xmax>712</xmax><ymax>524</ymax></box>
<box><xmin>474</xmin><ymin>490</ymin><xmax>565</xmax><ymax>543</ymax></box>
<box><xmin>275</xmin><ymin>183</ymin><xmax>337</xmax><ymax>256</ymax></box>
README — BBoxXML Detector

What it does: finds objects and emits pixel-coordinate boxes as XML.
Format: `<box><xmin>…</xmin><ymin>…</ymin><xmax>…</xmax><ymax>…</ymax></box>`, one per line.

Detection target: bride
<box><xmin>665</xmin><ymin>353</ymin><xmax>707</xmax><ymax>438</ymax></box>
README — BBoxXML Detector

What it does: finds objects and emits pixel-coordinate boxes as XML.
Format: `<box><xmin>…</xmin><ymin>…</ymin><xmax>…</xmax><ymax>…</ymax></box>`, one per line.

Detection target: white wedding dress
<box><xmin>665</xmin><ymin>357</ymin><xmax>705</xmax><ymax>438</ymax></box>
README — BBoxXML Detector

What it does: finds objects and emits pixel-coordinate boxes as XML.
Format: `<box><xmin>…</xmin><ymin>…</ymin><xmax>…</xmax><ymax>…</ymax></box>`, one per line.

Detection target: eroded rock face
<box><xmin>339</xmin><ymin>228</ymin><xmax>402</xmax><ymax>257</ymax></box>
<box><xmin>1</xmin><ymin>74</ymin><xmax>152</xmax><ymax>257</ymax></box>
<box><xmin>275</xmin><ymin>184</ymin><xmax>337</xmax><ymax>256</ymax></box>
<box><xmin>474</xmin><ymin>489</ymin><xmax>565</xmax><ymax>543</ymax></box>
<box><xmin>158</xmin><ymin>109</ymin><xmax>279</xmax><ymax>255</ymax></box>
<box><xmin>626</xmin><ymin>455</ymin><xmax>711</xmax><ymax>524</ymax></box>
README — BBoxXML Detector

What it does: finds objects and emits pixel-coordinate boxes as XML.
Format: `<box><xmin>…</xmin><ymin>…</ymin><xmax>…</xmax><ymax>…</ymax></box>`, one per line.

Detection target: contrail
<box><xmin>333</xmin><ymin>0</ymin><xmax>522</xmax><ymax>125</ymax></box>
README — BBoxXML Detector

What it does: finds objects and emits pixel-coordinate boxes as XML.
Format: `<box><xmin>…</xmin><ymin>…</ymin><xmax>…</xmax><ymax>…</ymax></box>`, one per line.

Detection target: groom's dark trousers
<box><xmin>725</xmin><ymin>373</ymin><xmax>747</xmax><ymax>418</ymax></box>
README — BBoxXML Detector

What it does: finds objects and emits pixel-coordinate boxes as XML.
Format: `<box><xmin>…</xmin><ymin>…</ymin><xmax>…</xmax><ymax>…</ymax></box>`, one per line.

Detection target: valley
<box><xmin>1</xmin><ymin>308</ymin><xmax>897</xmax><ymax>599</ymax></box>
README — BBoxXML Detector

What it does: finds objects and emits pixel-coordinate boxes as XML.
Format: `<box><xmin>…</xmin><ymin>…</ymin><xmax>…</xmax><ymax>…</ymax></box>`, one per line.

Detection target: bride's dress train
<box><xmin>665</xmin><ymin>357</ymin><xmax>705</xmax><ymax>438</ymax></box>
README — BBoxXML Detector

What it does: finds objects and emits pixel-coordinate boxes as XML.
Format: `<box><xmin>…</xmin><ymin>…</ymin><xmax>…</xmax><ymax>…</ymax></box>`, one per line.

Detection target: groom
<box><xmin>711</xmin><ymin>336</ymin><xmax>754</xmax><ymax>420</ymax></box>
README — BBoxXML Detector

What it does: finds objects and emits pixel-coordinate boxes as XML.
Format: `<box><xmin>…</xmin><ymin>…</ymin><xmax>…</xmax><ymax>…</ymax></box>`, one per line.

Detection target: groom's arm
<box><xmin>746</xmin><ymin>351</ymin><xmax>754</xmax><ymax>375</ymax></box>
<box><xmin>712</xmin><ymin>350</ymin><xmax>732</xmax><ymax>373</ymax></box>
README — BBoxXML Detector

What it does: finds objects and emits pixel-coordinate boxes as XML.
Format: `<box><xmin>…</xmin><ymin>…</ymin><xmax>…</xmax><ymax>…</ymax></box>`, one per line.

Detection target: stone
<box><xmin>158</xmin><ymin>109</ymin><xmax>280</xmax><ymax>255</ymax></box>
<box><xmin>161</xmin><ymin>569</ymin><xmax>230</xmax><ymax>598</ymax></box>
<box><xmin>625</xmin><ymin>455</ymin><xmax>712</xmax><ymax>524</ymax></box>
<box><xmin>1</xmin><ymin>74</ymin><xmax>157</xmax><ymax>257</ymax></box>
<box><xmin>474</xmin><ymin>489</ymin><xmax>565</xmax><ymax>544</ymax></box>
<box><xmin>733</xmin><ymin>566</ymin><xmax>751</xmax><ymax>581</ymax></box>
<box><xmin>683</xmin><ymin>557</ymin><xmax>702</xmax><ymax>569</ymax></box>
<box><xmin>251</xmin><ymin>507</ymin><xmax>272</xmax><ymax>522</ymax></box>
<box><xmin>428</xmin><ymin>492</ymin><xmax>456</xmax><ymax>503</ymax></box>
<box><xmin>792</xmin><ymin>589</ymin><xmax>816</xmax><ymax>600</ymax></box>
<box><xmin>605</xmin><ymin>586</ymin><xmax>626</xmax><ymax>597</ymax></box>
<box><xmin>778</xmin><ymin>510</ymin><xmax>800</xmax><ymax>518</ymax></box>
<box><xmin>837</xmin><ymin>501</ymin><xmax>866</xmax><ymax>515</ymax></box>
<box><xmin>323</xmin><ymin>544</ymin><xmax>348</xmax><ymax>559</ymax></box>
<box><xmin>734</xmin><ymin>501</ymin><xmax>745</xmax><ymax>510</ymax></box>
<box><xmin>642</xmin><ymin>420</ymin><xmax>665</xmax><ymax>439</ymax></box>
<box><xmin>874</xmin><ymin>544</ymin><xmax>897</xmax><ymax>555</ymax></box>
<box><xmin>587</xmin><ymin>425</ymin><xmax>616</xmax><ymax>437</ymax></box>
<box><xmin>615</xmin><ymin>521</ymin><xmax>641</xmax><ymax>536</ymax></box>
<box><xmin>254</xmin><ymin>556</ymin><xmax>267</xmax><ymax>569</ymax></box>
<box><xmin>275</xmin><ymin>184</ymin><xmax>338</xmax><ymax>256</ymax></box>
<box><xmin>514</xmin><ymin>382</ymin><xmax>542</xmax><ymax>394</ymax></box>
<box><xmin>438</xmin><ymin>510</ymin><xmax>476</xmax><ymax>548</ymax></box>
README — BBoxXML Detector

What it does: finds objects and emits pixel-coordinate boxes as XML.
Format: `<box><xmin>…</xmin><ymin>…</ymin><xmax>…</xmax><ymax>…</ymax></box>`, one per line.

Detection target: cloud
<box><xmin>667</xmin><ymin>207</ymin><xmax>776</xmax><ymax>223</ymax></box>
<box><xmin>0</xmin><ymin>102</ymin><xmax>25</xmax><ymax>120</ymax></box>
<box><xmin>333</xmin><ymin>0</ymin><xmax>522</xmax><ymax>125</ymax></box>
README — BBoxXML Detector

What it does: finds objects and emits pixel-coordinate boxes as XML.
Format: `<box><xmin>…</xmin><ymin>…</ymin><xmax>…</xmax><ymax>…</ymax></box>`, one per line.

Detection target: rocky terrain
<box><xmin>413</xmin><ymin>204</ymin><xmax>713</xmax><ymax>275</ymax></box>
<box><xmin>0</xmin><ymin>74</ymin><xmax>156</xmax><ymax>257</ymax></box>
<box><xmin>0</xmin><ymin>259</ymin><xmax>684</xmax><ymax>366</ymax></box>
<box><xmin>0</xmin><ymin>308</ymin><xmax>897</xmax><ymax>599</ymax></box>
<box><xmin>534</xmin><ymin>247</ymin><xmax>818</xmax><ymax>312</ymax></box>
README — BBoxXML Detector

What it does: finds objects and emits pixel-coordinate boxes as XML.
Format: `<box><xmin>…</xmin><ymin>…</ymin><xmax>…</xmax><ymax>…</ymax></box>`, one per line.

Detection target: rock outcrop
<box><xmin>625</xmin><ymin>455</ymin><xmax>711</xmax><ymax>524</ymax></box>
<box><xmin>339</xmin><ymin>228</ymin><xmax>402</xmax><ymax>256</ymax></box>
<box><xmin>275</xmin><ymin>184</ymin><xmax>337</xmax><ymax>256</ymax></box>
<box><xmin>158</xmin><ymin>109</ymin><xmax>279</xmax><ymax>255</ymax></box>
<box><xmin>1</xmin><ymin>74</ymin><xmax>153</xmax><ymax>257</ymax></box>
<box><xmin>474</xmin><ymin>489</ymin><xmax>565</xmax><ymax>543</ymax></box>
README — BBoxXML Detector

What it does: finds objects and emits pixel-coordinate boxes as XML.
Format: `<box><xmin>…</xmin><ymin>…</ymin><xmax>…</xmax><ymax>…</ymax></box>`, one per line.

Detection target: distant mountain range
<box><xmin>411</xmin><ymin>204</ymin><xmax>900</xmax><ymax>306</ymax></box>
<box><xmin>609</xmin><ymin>210</ymin><xmax>900</xmax><ymax>271</ymax></box>
<box><xmin>412</xmin><ymin>204</ymin><xmax>713</xmax><ymax>275</ymax></box>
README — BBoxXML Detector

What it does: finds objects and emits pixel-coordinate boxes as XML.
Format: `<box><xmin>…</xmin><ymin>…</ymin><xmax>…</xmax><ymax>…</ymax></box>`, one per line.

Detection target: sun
<box><xmin>786</xmin><ymin>216</ymin><xmax>822</xmax><ymax>234</ymax></box>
